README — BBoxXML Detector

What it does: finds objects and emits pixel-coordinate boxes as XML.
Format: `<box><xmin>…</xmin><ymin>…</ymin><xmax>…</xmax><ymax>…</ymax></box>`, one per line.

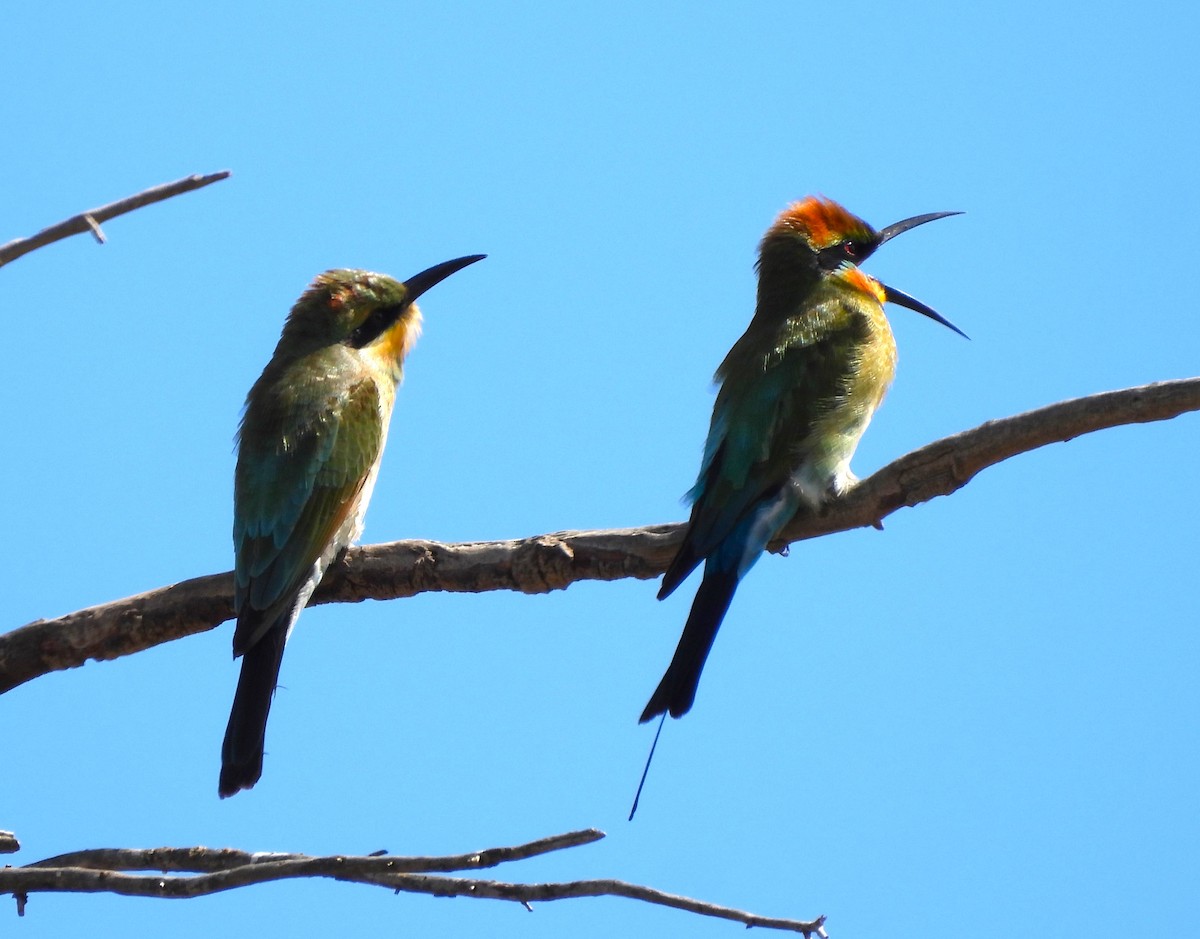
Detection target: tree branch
<box><xmin>0</xmin><ymin>172</ymin><xmax>231</xmax><ymax>268</ymax></box>
<box><xmin>2</xmin><ymin>830</ymin><xmax>826</xmax><ymax>935</ymax></box>
<box><xmin>28</xmin><ymin>827</ymin><xmax>603</xmax><ymax>874</ymax></box>
<box><xmin>3</xmin><ymin>377</ymin><xmax>1197</xmax><ymax>695</ymax></box>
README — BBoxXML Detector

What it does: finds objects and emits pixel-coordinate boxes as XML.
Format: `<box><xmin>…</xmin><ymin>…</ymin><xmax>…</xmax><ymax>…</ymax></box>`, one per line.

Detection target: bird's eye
<box><xmin>818</xmin><ymin>242</ymin><xmax>857</xmax><ymax>271</ymax></box>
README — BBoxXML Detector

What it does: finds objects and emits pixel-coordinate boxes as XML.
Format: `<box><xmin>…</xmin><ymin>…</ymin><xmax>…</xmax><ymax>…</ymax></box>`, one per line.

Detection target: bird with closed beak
<box><xmin>220</xmin><ymin>255</ymin><xmax>485</xmax><ymax>798</ymax></box>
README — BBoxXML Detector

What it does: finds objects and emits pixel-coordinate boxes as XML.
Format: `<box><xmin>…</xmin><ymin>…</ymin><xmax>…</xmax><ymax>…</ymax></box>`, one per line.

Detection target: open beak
<box><xmin>876</xmin><ymin>211</ymin><xmax>967</xmax><ymax>339</ymax></box>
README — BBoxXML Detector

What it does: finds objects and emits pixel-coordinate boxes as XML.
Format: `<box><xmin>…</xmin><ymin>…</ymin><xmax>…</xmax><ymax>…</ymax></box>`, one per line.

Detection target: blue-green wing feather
<box><xmin>645</xmin><ymin>299</ymin><xmax>864</xmax><ymax>721</ymax></box>
<box><xmin>221</xmin><ymin>352</ymin><xmax>386</xmax><ymax>798</ymax></box>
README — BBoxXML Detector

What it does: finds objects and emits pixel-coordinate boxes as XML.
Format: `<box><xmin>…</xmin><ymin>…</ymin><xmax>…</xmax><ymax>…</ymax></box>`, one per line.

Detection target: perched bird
<box><xmin>220</xmin><ymin>255</ymin><xmax>485</xmax><ymax>798</ymax></box>
<box><xmin>642</xmin><ymin>196</ymin><xmax>965</xmax><ymax>723</ymax></box>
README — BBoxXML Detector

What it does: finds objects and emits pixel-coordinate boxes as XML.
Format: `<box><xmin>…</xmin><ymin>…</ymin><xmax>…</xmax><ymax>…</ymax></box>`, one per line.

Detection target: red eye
<box><xmin>842</xmin><ymin>243</ymin><xmax>858</xmax><ymax>259</ymax></box>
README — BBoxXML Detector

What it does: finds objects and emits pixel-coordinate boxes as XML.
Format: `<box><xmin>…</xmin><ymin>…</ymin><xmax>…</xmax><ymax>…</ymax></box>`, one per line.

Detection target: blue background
<box><xmin>4</xmin><ymin>2</ymin><xmax>1197</xmax><ymax>936</ymax></box>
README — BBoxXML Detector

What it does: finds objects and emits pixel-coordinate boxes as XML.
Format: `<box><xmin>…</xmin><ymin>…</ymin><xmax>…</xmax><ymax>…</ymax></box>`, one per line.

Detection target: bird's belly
<box><xmin>792</xmin><ymin>396</ymin><xmax>883</xmax><ymax>507</ymax></box>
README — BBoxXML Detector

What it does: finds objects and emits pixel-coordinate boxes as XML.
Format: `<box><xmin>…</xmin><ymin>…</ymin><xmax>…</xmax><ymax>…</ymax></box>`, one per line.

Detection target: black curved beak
<box><xmin>882</xmin><ymin>284</ymin><xmax>969</xmax><ymax>339</ymax></box>
<box><xmin>875</xmin><ymin>211</ymin><xmax>967</xmax><ymax>338</ymax></box>
<box><xmin>404</xmin><ymin>254</ymin><xmax>487</xmax><ymax>302</ymax></box>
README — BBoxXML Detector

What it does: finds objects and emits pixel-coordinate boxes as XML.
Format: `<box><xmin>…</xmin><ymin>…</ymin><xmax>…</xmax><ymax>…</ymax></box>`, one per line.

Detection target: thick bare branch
<box><xmin>0</xmin><ymin>172</ymin><xmax>231</xmax><ymax>268</ymax></box>
<box><xmin>3</xmin><ymin>378</ymin><xmax>1197</xmax><ymax>695</ymax></box>
<box><xmin>2</xmin><ymin>832</ymin><xmax>826</xmax><ymax>935</ymax></box>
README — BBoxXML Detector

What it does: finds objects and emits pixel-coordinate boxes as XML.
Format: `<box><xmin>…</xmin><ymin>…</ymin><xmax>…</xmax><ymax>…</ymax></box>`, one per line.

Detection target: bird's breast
<box><xmin>800</xmin><ymin>292</ymin><xmax>897</xmax><ymax>498</ymax></box>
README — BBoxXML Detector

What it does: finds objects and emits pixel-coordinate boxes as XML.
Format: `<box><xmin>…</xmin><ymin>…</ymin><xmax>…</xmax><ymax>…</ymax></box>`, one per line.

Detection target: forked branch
<box><xmin>1</xmin><ymin>829</ymin><xmax>827</xmax><ymax>935</ymax></box>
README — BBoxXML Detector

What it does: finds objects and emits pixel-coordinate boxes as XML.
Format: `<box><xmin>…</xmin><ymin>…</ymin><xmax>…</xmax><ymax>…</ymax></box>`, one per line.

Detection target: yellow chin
<box><xmin>374</xmin><ymin>305</ymin><xmax>423</xmax><ymax>365</ymax></box>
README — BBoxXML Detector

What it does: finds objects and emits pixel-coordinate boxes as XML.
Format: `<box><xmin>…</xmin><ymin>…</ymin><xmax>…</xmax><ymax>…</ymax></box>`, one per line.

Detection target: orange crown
<box><xmin>768</xmin><ymin>196</ymin><xmax>874</xmax><ymax>249</ymax></box>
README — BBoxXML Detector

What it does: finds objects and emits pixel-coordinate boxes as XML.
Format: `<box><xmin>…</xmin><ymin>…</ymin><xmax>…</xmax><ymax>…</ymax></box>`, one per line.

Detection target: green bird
<box><xmin>642</xmin><ymin>196</ymin><xmax>965</xmax><ymax>724</ymax></box>
<box><xmin>220</xmin><ymin>255</ymin><xmax>484</xmax><ymax>798</ymax></box>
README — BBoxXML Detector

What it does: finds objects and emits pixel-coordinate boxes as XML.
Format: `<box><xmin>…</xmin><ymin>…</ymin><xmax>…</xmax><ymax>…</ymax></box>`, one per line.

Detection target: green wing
<box><xmin>663</xmin><ymin>297</ymin><xmax>865</xmax><ymax>589</ymax></box>
<box><xmin>232</xmin><ymin>361</ymin><xmax>384</xmax><ymax>654</ymax></box>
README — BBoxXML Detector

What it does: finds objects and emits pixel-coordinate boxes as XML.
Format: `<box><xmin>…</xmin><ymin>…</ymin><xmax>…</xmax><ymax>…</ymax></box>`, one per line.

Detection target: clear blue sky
<box><xmin>5</xmin><ymin>2</ymin><xmax>1198</xmax><ymax>936</ymax></box>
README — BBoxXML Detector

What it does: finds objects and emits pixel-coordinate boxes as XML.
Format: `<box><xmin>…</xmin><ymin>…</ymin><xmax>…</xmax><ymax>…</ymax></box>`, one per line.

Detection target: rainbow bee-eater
<box><xmin>220</xmin><ymin>255</ymin><xmax>485</xmax><ymax>798</ymax></box>
<box><xmin>641</xmin><ymin>196</ymin><xmax>965</xmax><ymax>724</ymax></box>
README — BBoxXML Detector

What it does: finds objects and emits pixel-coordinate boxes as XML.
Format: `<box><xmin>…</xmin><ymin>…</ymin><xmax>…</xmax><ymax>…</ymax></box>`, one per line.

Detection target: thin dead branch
<box><xmin>0</xmin><ymin>172</ymin><xmax>231</xmax><ymax>268</ymax></box>
<box><xmin>1</xmin><ymin>830</ymin><xmax>826</xmax><ymax>935</ymax></box>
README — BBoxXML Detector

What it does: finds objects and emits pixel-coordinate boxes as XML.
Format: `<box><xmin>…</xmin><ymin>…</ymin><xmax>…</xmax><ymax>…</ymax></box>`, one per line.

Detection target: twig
<box><xmin>2</xmin><ymin>832</ymin><xmax>826</xmax><ymax>935</ymax></box>
<box><xmin>0</xmin><ymin>172</ymin><xmax>231</xmax><ymax>268</ymax></box>
<box><xmin>0</xmin><ymin>832</ymin><xmax>19</xmax><ymax>854</ymax></box>
<box><xmin>2</xmin><ymin>377</ymin><xmax>1197</xmax><ymax>695</ymax></box>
